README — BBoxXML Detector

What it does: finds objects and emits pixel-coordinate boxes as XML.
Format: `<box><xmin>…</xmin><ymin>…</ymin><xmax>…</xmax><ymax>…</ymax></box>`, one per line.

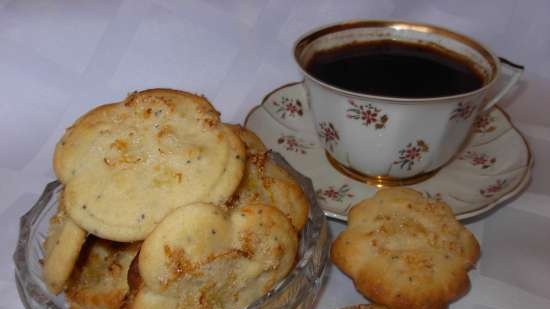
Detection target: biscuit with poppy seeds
<box><xmin>135</xmin><ymin>203</ymin><xmax>298</xmax><ymax>309</ymax></box>
<box><xmin>65</xmin><ymin>237</ymin><xmax>141</xmax><ymax>309</ymax></box>
<box><xmin>331</xmin><ymin>188</ymin><xmax>480</xmax><ymax>309</ymax></box>
<box><xmin>124</xmin><ymin>288</ymin><xmax>177</xmax><ymax>309</ymax></box>
<box><xmin>227</xmin><ymin>124</ymin><xmax>267</xmax><ymax>154</ymax></box>
<box><xmin>340</xmin><ymin>305</ymin><xmax>389</xmax><ymax>309</ymax></box>
<box><xmin>54</xmin><ymin>89</ymin><xmax>246</xmax><ymax>241</ymax></box>
<box><xmin>227</xmin><ymin>125</ymin><xmax>309</xmax><ymax>231</ymax></box>
<box><xmin>43</xmin><ymin>193</ymin><xmax>87</xmax><ymax>294</ymax></box>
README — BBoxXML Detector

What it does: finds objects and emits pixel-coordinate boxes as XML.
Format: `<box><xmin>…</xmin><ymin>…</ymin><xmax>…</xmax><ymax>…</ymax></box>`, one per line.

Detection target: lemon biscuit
<box><xmin>65</xmin><ymin>238</ymin><xmax>141</xmax><ymax>309</ymax></box>
<box><xmin>136</xmin><ymin>203</ymin><xmax>298</xmax><ymax>309</ymax></box>
<box><xmin>227</xmin><ymin>124</ymin><xmax>267</xmax><ymax>154</ymax></box>
<box><xmin>227</xmin><ymin>125</ymin><xmax>309</xmax><ymax>231</ymax></box>
<box><xmin>331</xmin><ymin>188</ymin><xmax>480</xmax><ymax>309</ymax></box>
<box><xmin>54</xmin><ymin>89</ymin><xmax>246</xmax><ymax>241</ymax></box>
<box><xmin>43</xmin><ymin>193</ymin><xmax>87</xmax><ymax>294</ymax></box>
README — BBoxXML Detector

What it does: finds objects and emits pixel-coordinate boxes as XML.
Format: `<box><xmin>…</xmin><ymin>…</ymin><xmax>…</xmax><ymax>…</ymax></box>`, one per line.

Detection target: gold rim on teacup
<box><xmin>293</xmin><ymin>19</ymin><xmax>502</xmax><ymax>103</ymax></box>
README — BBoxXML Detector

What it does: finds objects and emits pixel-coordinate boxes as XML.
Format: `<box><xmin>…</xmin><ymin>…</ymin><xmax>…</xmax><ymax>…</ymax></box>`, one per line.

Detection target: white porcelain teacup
<box><xmin>293</xmin><ymin>20</ymin><xmax>523</xmax><ymax>186</ymax></box>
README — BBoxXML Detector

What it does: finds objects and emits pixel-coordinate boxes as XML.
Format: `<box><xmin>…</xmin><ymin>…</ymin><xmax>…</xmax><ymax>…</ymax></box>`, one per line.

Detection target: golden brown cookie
<box><xmin>227</xmin><ymin>125</ymin><xmax>309</xmax><ymax>231</ymax></box>
<box><xmin>340</xmin><ymin>305</ymin><xmax>389</xmax><ymax>309</ymax></box>
<box><xmin>227</xmin><ymin>124</ymin><xmax>267</xmax><ymax>154</ymax></box>
<box><xmin>136</xmin><ymin>202</ymin><xmax>298</xmax><ymax>309</ymax></box>
<box><xmin>43</xmin><ymin>193</ymin><xmax>87</xmax><ymax>294</ymax></box>
<box><xmin>331</xmin><ymin>188</ymin><xmax>480</xmax><ymax>309</ymax></box>
<box><xmin>54</xmin><ymin>89</ymin><xmax>246</xmax><ymax>241</ymax></box>
<box><xmin>125</xmin><ymin>288</ymin><xmax>177</xmax><ymax>309</ymax></box>
<box><xmin>65</xmin><ymin>237</ymin><xmax>141</xmax><ymax>309</ymax></box>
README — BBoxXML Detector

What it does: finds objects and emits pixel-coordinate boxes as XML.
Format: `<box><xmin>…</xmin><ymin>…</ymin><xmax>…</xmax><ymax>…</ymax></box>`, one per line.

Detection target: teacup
<box><xmin>293</xmin><ymin>20</ymin><xmax>523</xmax><ymax>186</ymax></box>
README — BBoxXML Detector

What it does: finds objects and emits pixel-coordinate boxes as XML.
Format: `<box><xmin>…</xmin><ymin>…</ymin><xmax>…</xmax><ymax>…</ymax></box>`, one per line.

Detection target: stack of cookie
<box><xmin>42</xmin><ymin>89</ymin><xmax>309</xmax><ymax>309</ymax></box>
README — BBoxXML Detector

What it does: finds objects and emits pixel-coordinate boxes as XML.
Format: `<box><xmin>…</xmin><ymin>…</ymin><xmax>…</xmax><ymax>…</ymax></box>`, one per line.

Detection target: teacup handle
<box><xmin>484</xmin><ymin>57</ymin><xmax>524</xmax><ymax>112</ymax></box>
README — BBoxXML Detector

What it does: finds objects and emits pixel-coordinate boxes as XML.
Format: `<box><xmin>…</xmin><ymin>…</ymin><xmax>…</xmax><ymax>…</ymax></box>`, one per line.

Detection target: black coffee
<box><xmin>305</xmin><ymin>40</ymin><xmax>484</xmax><ymax>98</ymax></box>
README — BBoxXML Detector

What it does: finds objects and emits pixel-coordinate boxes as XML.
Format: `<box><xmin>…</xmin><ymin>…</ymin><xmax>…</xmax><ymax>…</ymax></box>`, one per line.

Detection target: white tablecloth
<box><xmin>1</xmin><ymin>1</ymin><xmax>549</xmax><ymax>309</ymax></box>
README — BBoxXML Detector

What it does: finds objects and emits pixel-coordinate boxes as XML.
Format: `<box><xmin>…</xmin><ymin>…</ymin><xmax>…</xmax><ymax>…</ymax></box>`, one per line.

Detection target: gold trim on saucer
<box><xmin>325</xmin><ymin>151</ymin><xmax>439</xmax><ymax>187</ymax></box>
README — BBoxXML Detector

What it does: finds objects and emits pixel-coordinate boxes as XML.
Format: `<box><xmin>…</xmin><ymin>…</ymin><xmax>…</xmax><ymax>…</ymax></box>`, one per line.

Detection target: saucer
<box><xmin>245</xmin><ymin>82</ymin><xmax>533</xmax><ymax>221</ymax></box>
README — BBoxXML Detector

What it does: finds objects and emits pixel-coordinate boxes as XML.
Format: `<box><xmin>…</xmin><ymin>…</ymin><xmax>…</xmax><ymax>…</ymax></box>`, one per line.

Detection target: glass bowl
<box><xmin>14</xmin><ymin>152</ymin><xmax>330</xmax><ymax>309</ymax></box>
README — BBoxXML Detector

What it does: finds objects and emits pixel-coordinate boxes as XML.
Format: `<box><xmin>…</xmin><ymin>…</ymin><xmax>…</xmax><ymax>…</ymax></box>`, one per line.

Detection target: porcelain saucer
<box><xmin>245</xmin><ymin>82</ymin><xmax>533</xmax><ymax>221</ymax></box>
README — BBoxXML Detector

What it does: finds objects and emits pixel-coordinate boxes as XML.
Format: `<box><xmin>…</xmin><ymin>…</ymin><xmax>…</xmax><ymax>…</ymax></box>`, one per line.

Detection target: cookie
<box><xmin>65</xmin><ymin>237</ymin><xmax>141</xmax><ymax>309</ymax></box>
<box><xmin>227</xmin><ymin>125</ymin><xmax>309</xmax><ymax>231</ymax></box>
<box><xmin>125</xmin><ymin>288</ymin><xmax>177</xmax><ymax>309</ymax></box>
<box><xmin>43</xmin><ymin>193</ymin><xmax>87</xmax><ymax>294</ymax></box>
<box><xmin>122</xmin><ymin>253</ymin><xmax>144</xmax><ymax>309</ymax></box>
<box><xmin>331</xmin><ymin>188</ymin><xmax>480</xmax><ymax>309</ymax></box>
<box><xmin>54</xmin><ymin>89</ymin><xmax>246</xmax><ymax>241</ymax></box>
<box><xmin>340</xmin><ymin>305</ymin><xmax>389</xmax><ymax>309</ymax></box>
<box><xmin>136</xmin><ymin>202</ymin><xmax>298</xmax><ymax>309</ymax></box>
<box><xmin>227</xmin><ymin>124</ymin><xmax>267</xmax><ymax>154</ymax></box>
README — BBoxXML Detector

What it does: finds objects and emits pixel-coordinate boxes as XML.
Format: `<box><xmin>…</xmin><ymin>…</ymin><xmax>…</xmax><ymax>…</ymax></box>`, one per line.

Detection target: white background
<box><xmin>0</xmin><ymin>1</ymin><xmax>549</xmax><ymax>309</ymax></box>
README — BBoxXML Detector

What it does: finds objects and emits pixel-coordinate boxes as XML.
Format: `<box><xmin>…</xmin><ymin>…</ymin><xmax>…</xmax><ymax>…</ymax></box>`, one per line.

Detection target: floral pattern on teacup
<box><xmin>480</xmin><ymin>179</ymin><xmax>508</xmax><ymax>198</ymax></box>
<box><xmin>318</xmin><ymin>122</ymin><xmax>339</xmax><ymax>152</ymax></box>
<box><xmin>316</xmin><ymin>184</ymin><xmax>354</xmax><ymax>202</ymax></box>
<box><xmin>473</xmin><ymin>114</ymin><xmax>496</xmax><ymax>133</ymax></box>
<box><xmin>346</xmin><ymin>99</ymin><xmax>388</xmax><ymax>129</ymax></box>
<box><xmin>277</xmin><ymin>134</ymin><xmax>314</xmax><ymax>154</ymax></box>
<box><xmin>271</xmin><ymin>96</ymin><xmax>303</xmax><ymax>119</ymax></box>
<box><xmin>459</xmin><ymin>151</ymin><xmax>496</xmax><ymax>169</ymax></box>
<box><xmin>450</xmin><ymin>101</ymin><xmax>476</xmax><ymax>121</ymax></box>
<box><xmin>393</xmin><ymin>140</ymin><xmax>429</xmax><ymax>170</ymax></box>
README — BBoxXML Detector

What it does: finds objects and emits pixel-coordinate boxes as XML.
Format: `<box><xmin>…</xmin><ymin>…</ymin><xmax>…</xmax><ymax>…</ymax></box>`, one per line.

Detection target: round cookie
<box><xmin>227</xmin><ymin>125</ymin><xmax>309</xmax><ymax>231</ymax></box>
<box><xmin>331</xmin><ymin>188</ymin><xmax>480</xmax><ymax>309</ymax></box>
<box><xmin>43</xmin><ymin>193</ymin><xmax>87</xmax><ymax>294</ymax></box>
<box><xmin>65</xmin><ymin>237</ymin><xmax>141</xmax><ymax>309</ymax></box>
<box><xmin>138</xmin><ymin>202</ymin><xmax>298</xmax><ymax>309</ymax></box>
<box><xmin>340</xmin><ymin>305</ymin><xmax>389</xmax><ymax>309</ymax></box>
<box><xmin>227</xmin><ymin>124</ymin><xmax>267</xmax><ymax>154</ymax></box>
<box><xmin>54</xmin><ymin>89</ymin><xmax>246</xmax><ymax>241</ymax></box>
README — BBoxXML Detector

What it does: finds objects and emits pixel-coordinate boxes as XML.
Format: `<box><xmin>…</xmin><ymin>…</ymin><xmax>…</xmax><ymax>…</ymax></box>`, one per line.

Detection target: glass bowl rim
<box><xmin>13</xmin><ymin>152</ymin><xmax>330</xmax><ymax>309</ymax></box>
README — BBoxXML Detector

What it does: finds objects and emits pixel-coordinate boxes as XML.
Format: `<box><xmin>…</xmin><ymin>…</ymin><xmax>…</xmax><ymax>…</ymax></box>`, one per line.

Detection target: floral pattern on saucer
<box><xmin>474</xmin><ymin>113</ymin><xmax>497</xmax><ymax>133</ymax></box>
<box><xmin>458</xmin><ymin>151</ymin><xmax>497</xmax><ymax>169</ymax></box>
<box><xmin>480</xmin><ymin>179</ymin><xmax>508</xmax><ymax>198</ymax></box>
<box><xmin>317</xmin><ymin>122</ymin><xmax>340</xmax><ymax>152</ymax></box>
<box><xmin>316</xmin><ymin>184</ymin><xmax>355</xmax><ymax>202</ymax></box>
<box><xmin>272</xmin><ymin>96</ymin><xmax>303</xmax><ymax>119</ymax></box>
<box><xmin>277</xmin><ymin>134</ymin><xmax>314</xmax><ymax>154</ymax></box>
<box><xmin>245</xmin><ymin>82</ymin><xmax>533</xmax><ymax>221</ymax></box>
